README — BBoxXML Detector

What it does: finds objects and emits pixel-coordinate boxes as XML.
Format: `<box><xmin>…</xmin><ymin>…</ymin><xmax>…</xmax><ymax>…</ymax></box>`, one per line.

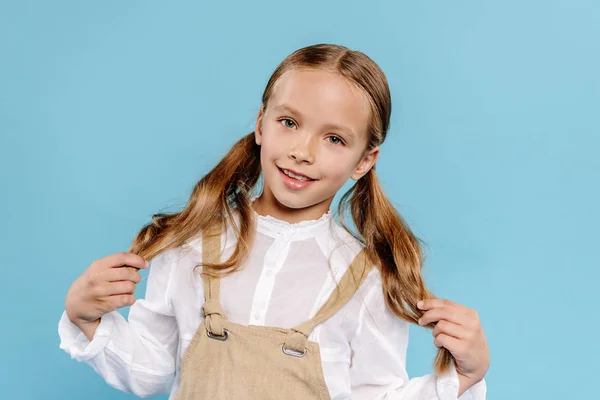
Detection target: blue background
<box><xmin>1</xmin><ymin>1</ymin><xmax>598</xmax><ymax>399</ymax></box>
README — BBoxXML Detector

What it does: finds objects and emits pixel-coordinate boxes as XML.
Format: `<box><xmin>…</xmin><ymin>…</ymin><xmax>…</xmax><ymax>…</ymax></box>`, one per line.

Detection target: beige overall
<box><xmin>174</xmin><ymin>224</ymin><xmax>373</xmax><ymax>399</ymax></box>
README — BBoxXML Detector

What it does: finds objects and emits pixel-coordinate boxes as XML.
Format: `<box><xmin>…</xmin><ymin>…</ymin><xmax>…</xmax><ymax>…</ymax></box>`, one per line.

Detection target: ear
<box><xmin>351</xmin><ymin>146</ymin><xmax>380</xmax><ymax>180</ymax></box>
<box><xmin>255</xmin><ymin>105</ymin><xmax>265</xmax><ymax>146</ymax></box>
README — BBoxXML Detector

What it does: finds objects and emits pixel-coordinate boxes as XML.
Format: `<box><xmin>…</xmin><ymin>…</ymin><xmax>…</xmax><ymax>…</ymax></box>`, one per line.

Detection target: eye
<box><xmin>278</xmin><ymin>118</ymin><xmax>345</xmax><ymax>146</ymax></box>
<box><xmin>279</xmin><ymin>118</ymin><xmax>297</xmax><ymax>129</ymax></box>
<box><xmin>327</xmin><ymin>135</ymin><xmax>345</xmax><ymax>146</ymax></box>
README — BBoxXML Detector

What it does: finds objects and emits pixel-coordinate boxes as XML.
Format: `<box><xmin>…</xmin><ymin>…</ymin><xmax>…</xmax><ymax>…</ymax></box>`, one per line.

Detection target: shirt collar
<box><xmin>250</xmin><ymin>196</ymin><xmax>333</xmax><ymax>241</ymax></box>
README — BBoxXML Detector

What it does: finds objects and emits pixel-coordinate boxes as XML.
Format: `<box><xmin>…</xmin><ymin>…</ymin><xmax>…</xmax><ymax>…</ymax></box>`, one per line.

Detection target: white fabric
<box><xmin>58</xmin><ymin>201</ymin><xmax>487</xmax><ymax>399</ymax></box>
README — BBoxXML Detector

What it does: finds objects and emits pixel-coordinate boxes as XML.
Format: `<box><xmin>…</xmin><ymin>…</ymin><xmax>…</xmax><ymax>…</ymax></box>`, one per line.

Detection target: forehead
<box><xmin>269</xmin><ymin>69</ymin><xmax>370</xmax><ymax>136</ymax></box>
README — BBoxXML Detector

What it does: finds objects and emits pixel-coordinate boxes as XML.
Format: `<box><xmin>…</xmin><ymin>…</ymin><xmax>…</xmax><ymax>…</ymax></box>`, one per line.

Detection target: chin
<box><xmin>271</xmin><ymin>192</ymin><xmax>313</xmax><ymax>210</ymax></box>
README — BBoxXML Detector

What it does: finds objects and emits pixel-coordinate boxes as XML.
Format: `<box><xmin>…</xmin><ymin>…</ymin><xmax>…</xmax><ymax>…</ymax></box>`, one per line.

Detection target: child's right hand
<box><xmin>65</xmin><ymin>252</ymin><xmax>149</xmax><ymax>340</ymax></box>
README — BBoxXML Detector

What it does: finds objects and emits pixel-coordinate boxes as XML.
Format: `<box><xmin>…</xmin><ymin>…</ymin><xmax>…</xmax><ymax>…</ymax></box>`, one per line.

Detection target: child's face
<box><xmin>254</xmin><ymin>68</ymin><xmax>379</xmax><ymax>222</ymax></box>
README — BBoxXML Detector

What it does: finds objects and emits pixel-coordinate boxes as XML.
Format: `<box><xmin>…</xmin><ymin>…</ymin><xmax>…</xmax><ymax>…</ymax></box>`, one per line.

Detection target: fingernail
<box><xmin>418</xmin><ymin>318</ymin><xmax>423</xmax><ymax>325</ymax></box>
<box><xmin>146</xmin><ymin>260</ymin><xmax>150</xmax><ymax>268</ymax></box>
<box><xmin>417</xmin><ymin>301</ymin><xmax>424</xmax><ymax>309</ymax></box>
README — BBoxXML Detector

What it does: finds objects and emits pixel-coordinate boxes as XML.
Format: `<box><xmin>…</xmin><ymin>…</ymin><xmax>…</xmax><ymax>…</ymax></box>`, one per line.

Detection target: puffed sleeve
<box><xmin>57</xmin><ymin>247</ymin><xmax>180</xmax><ymax>397</ymax></box>
<box><xmin>349</xmin><ymin>279</ymin><xmax>487</xmax><ymax>400</ymax></box>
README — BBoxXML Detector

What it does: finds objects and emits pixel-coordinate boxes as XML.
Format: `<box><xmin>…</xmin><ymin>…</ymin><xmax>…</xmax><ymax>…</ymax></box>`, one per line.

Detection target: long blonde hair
<box><xmin>128</xmin><ymin>43</ymin><xmax>453</xmax><ymax>375</ymax></box>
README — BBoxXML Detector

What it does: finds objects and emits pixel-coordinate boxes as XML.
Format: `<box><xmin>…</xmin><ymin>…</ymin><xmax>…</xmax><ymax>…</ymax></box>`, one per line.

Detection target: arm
<box><xmin>58</xmin><ymin>248</ymin><xmax>179</xmax><ymax>397</ymax></box>
<box><xmin>349</xmin><ymin>282</ymin><xmax>487</xmax><ymax>400</ymax></box>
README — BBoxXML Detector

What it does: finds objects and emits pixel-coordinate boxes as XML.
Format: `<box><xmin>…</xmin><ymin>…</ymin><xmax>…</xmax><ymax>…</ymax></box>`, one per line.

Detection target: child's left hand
<box><xmin>417</xmin><ymin>299</ymin><xmax>490</xmax><ymax>385</ymax></box>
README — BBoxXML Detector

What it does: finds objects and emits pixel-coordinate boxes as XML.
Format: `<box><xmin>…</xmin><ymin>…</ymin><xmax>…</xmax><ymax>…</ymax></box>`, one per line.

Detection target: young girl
<box><xmin>59</xmin><ymin>43</ymin><xmax>489</xmax><ymax>399</ymax></box>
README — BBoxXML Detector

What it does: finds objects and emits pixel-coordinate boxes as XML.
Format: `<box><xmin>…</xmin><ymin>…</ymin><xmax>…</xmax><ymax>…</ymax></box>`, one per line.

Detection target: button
<box><xmin>277</xmin><ymin>230</ymin><xmax>292</xmax><ymax>240</ymax></box>
<box><xmin>254</xmin><ymin>313</ymin><xmax>261</xmax><ymax>320</ymax></box>
<box><xmin>266</xmin><ymin>270</ymin><xmax>273</xmax><ymax>277</ymax></box>
<box><xmin>333</xmin><ymin>268</ymin><xmax>339</xmax><ymax>275</ymax></box>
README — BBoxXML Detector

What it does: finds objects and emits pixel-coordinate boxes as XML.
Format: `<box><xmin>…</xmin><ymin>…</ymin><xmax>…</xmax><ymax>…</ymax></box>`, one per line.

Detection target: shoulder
<box><xmin>149</xmin><ymin>246</ymin><xmax>181</xmax><ymax>269</ymax></box>
<box><xmin>351</xmin><ymin>268</ymin><xmax>411</xmax><ymax>350</ymax></box>
<box><xmin>179</xmin><ymin>217</ymin><xmax>238</xmax><ymax>256</ymax></box>
<box><xmin>316</xmin><ymin>219</ymin><xmax>366</xmax><ymax>263</ymax></box>
<box><xmin>148</xmin><ymin>225</ymin><xmax>218</xmax><ymax>276</ymax></box>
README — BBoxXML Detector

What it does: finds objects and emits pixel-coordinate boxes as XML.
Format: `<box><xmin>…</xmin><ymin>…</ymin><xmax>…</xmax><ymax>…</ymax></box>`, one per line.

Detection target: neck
<box><xmin>251</xmin><ymin>192</ymin><xmax>332</xmax><ymax>224</ymax></box>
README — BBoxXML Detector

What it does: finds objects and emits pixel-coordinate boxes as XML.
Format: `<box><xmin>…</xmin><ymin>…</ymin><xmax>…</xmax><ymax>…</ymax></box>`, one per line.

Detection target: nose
<box><xmin>288</xmin><ymin>134</ymin><xmax>316</xmax><ymax>164</ymax></box>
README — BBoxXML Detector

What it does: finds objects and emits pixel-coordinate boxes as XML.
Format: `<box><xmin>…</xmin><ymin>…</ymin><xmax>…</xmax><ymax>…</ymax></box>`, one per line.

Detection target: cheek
<box><xmin>320</xmin><ymin>158</ymin><xmax>355</xmax><ymax>181</ymax></box>
<box><xmin>259</xmin><ymin>135</ymin><xmax>282</xmax><ymax>161</ymax></box>
<box><xmin>260</xmin><ymin>119</ymin><xmax>282</xmax><ymax>139</ymax></box>
<box><xmin>259</xmin><ymin>122</ymin><xmax>279</xmax><ymax>147</ymax></box>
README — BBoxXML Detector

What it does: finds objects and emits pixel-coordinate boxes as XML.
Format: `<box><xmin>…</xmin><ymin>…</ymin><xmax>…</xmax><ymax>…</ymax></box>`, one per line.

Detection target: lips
<box><xmin>278</xmin><ymin>166</ymin><xmax>316</xmax><ymax>181</ymax></box>
<box><xmin>278</xmin><ymin>166</ymin><xmax>317</xmax><ymax>190</ymax></box>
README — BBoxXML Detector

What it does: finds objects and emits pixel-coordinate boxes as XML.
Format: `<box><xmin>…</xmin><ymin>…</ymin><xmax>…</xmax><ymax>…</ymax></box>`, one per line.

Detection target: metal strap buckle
<box><xmin>282</xmin><ymin>344</ymin><xmax>307</xmax><ymax>358</ymax></box>
<box><xmin>207</xmin><ymin>329</ymin><xmax>229</xmax><ymax>341</ymax></box>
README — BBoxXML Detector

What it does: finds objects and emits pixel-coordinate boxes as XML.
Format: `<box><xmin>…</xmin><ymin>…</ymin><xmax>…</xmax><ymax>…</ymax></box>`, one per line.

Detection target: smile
<box><xmin>279</xmin><ymin>167</ymin><xmax>315</xmax><ymax>181</ymax></box>
<box><xmin>278</xmin><ymin>167</ymin><xmax>317</xmax><ymax>190</ymax></box>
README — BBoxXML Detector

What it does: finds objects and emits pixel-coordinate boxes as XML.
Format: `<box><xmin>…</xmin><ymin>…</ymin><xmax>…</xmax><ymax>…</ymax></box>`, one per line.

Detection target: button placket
<box><xmin>248</xmin><ymin>230</ymin><xmax>293</xmax><ymax>326</ymax></box>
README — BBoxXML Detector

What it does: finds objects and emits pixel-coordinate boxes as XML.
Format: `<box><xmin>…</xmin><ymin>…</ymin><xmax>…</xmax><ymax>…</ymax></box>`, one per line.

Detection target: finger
<box><xmin>418</xmin><ymin>299</ymin><xmax>475</xmax><ymax>323</ymax></box>
<box><xmin>432</xmin><ymin>319</ymin><xmax>471</xmax><ymax>340</ymax></box>
<box><xmin>417</xmin><ymin>298</ymin><xmax>449</xmax><ymax>310</ymax></box>
<box><xmin>433</xmin><ymin>333</ymin><xmax>462</xmax><ymax>352</ymax></box>
<box><xmin>104</xmin><ymin>266</ymin><xmax>142</xmax><ymax>284</ymax></box>
<box><xmin>102</xmin><ymin>294</ymin><xmax>137</xmax><ymax>310</ymax></box>
<box><xmin>418</xmin><ymin>298</ymin><xmax>471</xmax><ymax>314</ymax></box>
<box><xmin>95</xmin><ymin>252</ymin><xmax>149</xmax><ymax>271</ymax></box>
<box><xmin>418</xmin><ymin>307</ymin><xmax>472</xmax><ymax>327</ymax></box>
<box><xmin>98</xmin><ymin>280</ymin><xmax>137</xmax><ymax>296</ymax></box>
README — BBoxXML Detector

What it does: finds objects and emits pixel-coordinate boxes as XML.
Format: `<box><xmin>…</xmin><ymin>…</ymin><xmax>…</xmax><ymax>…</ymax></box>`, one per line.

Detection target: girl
<box><xmin>59</xmin><ymin>44</ymin><xmax>489</xmax><ymax>399</ymax></box>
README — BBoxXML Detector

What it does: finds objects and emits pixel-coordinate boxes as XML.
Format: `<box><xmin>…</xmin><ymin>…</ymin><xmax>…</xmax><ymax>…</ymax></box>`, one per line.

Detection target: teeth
<box><xmin>283</xmin><ymin>169</ymin><xmax>310</xmax><ymax>181</ymax></box>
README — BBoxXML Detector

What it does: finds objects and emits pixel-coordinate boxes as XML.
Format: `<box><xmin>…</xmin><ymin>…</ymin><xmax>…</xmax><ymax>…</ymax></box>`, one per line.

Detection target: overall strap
<box><xmin>283</xmin><ymin>248</ymin><xmax>374</xmax><ymax>355</ymax></box>
<box><xmin>200</xmin><ymin>222</ymin><xmax>227</xmax><ymax>337</ymax></box>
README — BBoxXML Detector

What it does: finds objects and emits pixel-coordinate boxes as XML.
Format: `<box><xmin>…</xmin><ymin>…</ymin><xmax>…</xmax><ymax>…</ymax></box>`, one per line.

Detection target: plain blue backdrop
<box><xmin>1</xmin><ymin>1</ymin><xmax>598</xmax><ymax>399</ymax></box>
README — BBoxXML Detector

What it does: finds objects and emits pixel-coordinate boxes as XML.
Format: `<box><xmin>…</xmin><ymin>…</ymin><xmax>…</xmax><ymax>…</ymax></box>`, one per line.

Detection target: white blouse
<box><xmin>58</xmin><ymin>205</ymin><xmax>487</xmax><ymax>399</ymax></box>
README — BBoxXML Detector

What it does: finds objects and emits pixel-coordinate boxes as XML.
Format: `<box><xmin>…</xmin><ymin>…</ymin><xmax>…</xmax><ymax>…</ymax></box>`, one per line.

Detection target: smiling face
<box><xmin>253</xmin><ymin>68</ymin><xmax>380</xmax><ymax>224</ymax></box>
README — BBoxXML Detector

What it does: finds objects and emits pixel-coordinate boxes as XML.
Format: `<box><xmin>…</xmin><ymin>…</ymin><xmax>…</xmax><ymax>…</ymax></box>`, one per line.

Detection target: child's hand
<box><xmin>417</xmin><ymin>299</ymin><xmax>490</xmax><ymax>387</ymax></box>
<box><xmin>65</xmin><ymin>252</ymin><xmax>149</xmax><ymax>337</ymax></box>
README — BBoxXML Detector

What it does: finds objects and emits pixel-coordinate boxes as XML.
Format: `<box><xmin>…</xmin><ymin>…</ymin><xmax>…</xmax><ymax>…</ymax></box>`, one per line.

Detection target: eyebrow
<box><xmin>274</xmin><ymin>104</ymin><xmax>357</xmax><ymax>139</ymax></box>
